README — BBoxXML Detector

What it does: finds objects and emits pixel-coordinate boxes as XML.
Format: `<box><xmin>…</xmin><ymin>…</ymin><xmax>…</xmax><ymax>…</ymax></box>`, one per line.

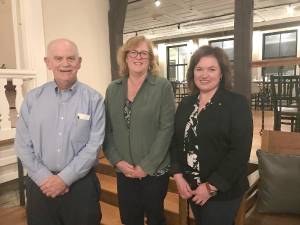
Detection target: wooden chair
<box><xmin>17</xmin><ymin>158</ymin><xmax>26</xmax><ymax>206</ymax></box>
<box><xmin>172</xmin><ymin>81</ymin><xmax>190</xmax><ymax>104</ymax></box>
<box><xmin>175</xmin><ymin>162</ymin><xmax>260</xmax><ymax>225</ymax></box>
<box><xmin>270</xmin><ymin>75</ymin><xmax>300</xmax><ymax>132</ymax></box>
<box><xmin>251</xmin><ymin>82</ymin><xmax>260</xmax><ymax>110</ymax></box>
<box><xmin>235</xmin><ymin>130</ymin><xmax>300</xmax><ymax>225</ymax></box>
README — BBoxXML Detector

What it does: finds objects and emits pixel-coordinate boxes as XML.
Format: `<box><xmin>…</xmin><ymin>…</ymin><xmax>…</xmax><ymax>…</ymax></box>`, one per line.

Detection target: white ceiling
<box><xmin>124</xmin><ymin>0</ymin><xmax>300</xmax><ymax>41</ymax></box>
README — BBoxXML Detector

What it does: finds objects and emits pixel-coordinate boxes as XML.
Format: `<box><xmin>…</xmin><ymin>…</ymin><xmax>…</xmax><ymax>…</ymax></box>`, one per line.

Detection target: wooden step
<box><xmin>0</xmin><ymin>163</ymin><xmax>18</xmax><ymax>184</ymax></box>
<box><xmin>0</xmin><ymin>155</ymin><xmax>17</xmax><ymax>167</ymax></box>
<box><xmin>100</xmin><ymin>201</ymin><xmax>122</xmax><ymax>225</ymax></box>
<box><xmin>97</xmin><ymin>173</ymin><xmax>118</xmax><ymax>206</ymax></box>
<box><xmin>0</xmin><ymin>138</ymin><xmax>14</xmax><ymax>145</ymax></box>
<box><xmin>97</xmin><ymin>173</ymin><xmax>183</xmax><ymax>225</ymax></box>
<box><xmin>96</xmin><ymin>157</ymin><xmax>178</xmax><ymax>193</ymax></box>
<box><xmin>0</xmin><ymin>138</ymin><xmax>18</xmax><ymax>184</ymax></box>
<box><xmin>96</xmin><ymin>157</ymin><xmax>116</xmax><ymax>177</ymax></box>
<box><xmin>0</xmin><ymin>143</ymin><xmax>15</xmax><ymax>156</ymax></box>
<box><xmin>96</xmin><ymin>158</ymin><xmax>198</xmax><ymax>224</ymax></box>
<box><xmin>0</xmin><ymin>130</ymin><xmax>15</xmax><ymax>141</ymax></box>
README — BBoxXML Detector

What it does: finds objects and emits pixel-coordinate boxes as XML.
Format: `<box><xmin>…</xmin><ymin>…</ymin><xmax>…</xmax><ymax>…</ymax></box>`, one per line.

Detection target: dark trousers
<box><xmin>26</xmin><ymin>170</ymin><xmax>101</xmax><ymax>225</ymax></box>
<box><xmin>189</xmin><ymin>196</ymin><xmax>242</xmax><ymax>225</ymax></box>
<box><xmin>116</xmin><ymin>172</ymin><xmax>169</xmax><ymax>225</ymax></box>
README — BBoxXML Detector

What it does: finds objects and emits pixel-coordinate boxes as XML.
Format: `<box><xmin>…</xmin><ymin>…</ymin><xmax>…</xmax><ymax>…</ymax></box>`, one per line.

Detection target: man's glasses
<box><xmin>127</xmin><ymin>50</ymin><xmax>150</xmax><ymax>59</ymax></box>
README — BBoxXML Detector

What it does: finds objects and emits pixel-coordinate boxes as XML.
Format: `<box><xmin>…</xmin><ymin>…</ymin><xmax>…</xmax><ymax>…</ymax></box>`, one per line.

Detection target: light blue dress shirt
<box><xmin>16</xmin><ymin>81</ymin><xmax>105</xmax><ymax>186</ymax></box>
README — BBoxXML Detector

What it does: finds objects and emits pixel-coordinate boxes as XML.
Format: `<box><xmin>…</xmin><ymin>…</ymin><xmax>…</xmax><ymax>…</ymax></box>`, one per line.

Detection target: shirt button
<box><xmin>60</xmin><ymin>116</ymin><xmax>64</xmax><ymax>120</ymax></box>
<box><xmin>58</xmin><ymin>132</ymin><xmax>62</xmax><ymax>136</ymax></box>
<box><xmin>57</xmin><ymin>149</ymin><xmax>61</xmax><ymax>152</ymax></box>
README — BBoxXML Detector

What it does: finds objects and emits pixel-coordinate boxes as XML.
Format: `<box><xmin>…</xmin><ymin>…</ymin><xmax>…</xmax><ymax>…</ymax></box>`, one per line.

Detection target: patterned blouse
<box><xmin>124</xmin><ymin>99</ymin><xmax>169</xmax><ymax>176</ymax></box>
<box><xmin>183</xmin><ymin>95</ymin><xmax>213</xmax><ymax>187</ymax></box>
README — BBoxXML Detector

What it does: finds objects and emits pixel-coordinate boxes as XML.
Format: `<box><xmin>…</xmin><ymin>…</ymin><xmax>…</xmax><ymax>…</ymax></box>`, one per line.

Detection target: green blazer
<box><xmin>103</xmin><ymin>73</ymin><xmax>175</xmax><ymax>175</ymax></box>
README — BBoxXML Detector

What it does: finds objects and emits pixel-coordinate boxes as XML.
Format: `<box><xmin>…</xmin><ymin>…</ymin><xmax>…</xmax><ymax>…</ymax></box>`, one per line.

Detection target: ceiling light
<box><xmin>287</xmin><ymin>4</ymin><xmax>294</xmax><ymax>16</ymax></box>
<box><xmin>154</xmin><ymin>0</ymin><xmax>161</xmax><ymax>7</ymax></box>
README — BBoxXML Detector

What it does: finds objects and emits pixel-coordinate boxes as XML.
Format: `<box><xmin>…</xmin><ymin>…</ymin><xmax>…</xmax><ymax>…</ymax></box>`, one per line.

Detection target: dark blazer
<box><xmin>171</xmin><ymin>88</ymin><xmax>253</xmax><ymax>201</ymax></box>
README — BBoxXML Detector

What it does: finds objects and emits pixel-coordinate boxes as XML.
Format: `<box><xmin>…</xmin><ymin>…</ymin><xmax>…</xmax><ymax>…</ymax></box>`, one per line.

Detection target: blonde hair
<box><xmin>117</xmin><ymin>36</ymin><xmax>160</xmax><ymax>76</ymax></box>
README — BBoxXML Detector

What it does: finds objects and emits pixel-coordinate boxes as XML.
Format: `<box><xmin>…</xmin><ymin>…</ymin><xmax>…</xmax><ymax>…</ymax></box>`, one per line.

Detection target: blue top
<box><xmin>16</xmin><ymin>81</ymin><xmax>105</xmax><ymax>186</ymax></box>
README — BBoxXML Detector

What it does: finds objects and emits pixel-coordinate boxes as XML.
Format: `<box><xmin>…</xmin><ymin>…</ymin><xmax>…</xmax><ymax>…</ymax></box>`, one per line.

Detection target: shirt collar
<box><xmin>53</xmin><ymin>80</ymin><xmax>79</xmax><ymax>94</ymax></box>
<box><xmin>194</xmin><ymin>87</ymin><xmax>225</xmax><ymax>105</ymax></box>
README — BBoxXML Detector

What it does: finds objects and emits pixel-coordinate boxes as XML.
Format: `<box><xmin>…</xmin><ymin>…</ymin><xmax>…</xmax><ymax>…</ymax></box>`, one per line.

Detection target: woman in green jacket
<box><xmin>103</xmin><ymin>36</ymin><xmax>175</xmax><ymax>225</ymax></box>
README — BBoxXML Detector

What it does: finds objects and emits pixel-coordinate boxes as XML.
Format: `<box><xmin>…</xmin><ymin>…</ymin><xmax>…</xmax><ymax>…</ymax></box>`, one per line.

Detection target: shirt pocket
<box><xmin>72</xmin><ymin>117</ymin><xmax>91</xmax><ymax>143</ymax></box>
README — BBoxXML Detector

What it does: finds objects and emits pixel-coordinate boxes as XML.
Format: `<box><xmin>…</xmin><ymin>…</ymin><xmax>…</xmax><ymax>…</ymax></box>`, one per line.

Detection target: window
<box><xmin>263</xmin><ymin>65</ymin><xmax>296</xmax><ymax>78</ymax></box>
<box><xmin>262</xmin><ymin>30</ymin><xmax>297</xmax><ymax>78</ymax></box>
<box><xmin>263</xmin><ymin>30</ymin><xmax>297</xmax><ymax>58</ymax></box>
<box><xmin>167</xmin><ymin>44</ymin><xmax>188</xmax><ymax>81</ymax></box>
<box><xmin>210</xmin><ymin>38</ymin><xmax>234</xmax><ymax>61</ymax></box>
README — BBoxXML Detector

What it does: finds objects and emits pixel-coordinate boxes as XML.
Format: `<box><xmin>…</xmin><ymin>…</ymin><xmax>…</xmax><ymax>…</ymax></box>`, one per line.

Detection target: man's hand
<box><xmin>40</xmin><ymin>175</ymin><xmax>69</xmax><ymax>198</ymax></box>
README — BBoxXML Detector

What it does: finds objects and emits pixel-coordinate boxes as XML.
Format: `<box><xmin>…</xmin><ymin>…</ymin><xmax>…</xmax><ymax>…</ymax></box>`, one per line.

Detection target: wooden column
<box><xmin>233</xmin><ymin>0</ymin><xmax>253</xmax><ymax>101</ymax></box>
<box><xmin>108</xmin><ymin>0</ymin><xmax>127</xmax><ymax>80</ymax></box>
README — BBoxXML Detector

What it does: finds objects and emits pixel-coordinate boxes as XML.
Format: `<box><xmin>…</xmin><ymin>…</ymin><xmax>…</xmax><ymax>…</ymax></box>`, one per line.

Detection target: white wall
<box><xmin>0</xmin><ymin>0</ymin><xmax>16</xmax><ymax>69</ymax></box>
<box><xmin>42</xmin><ymin>0</ymin><xmax>111</xmax><ymax>96</ymax></box>
<box><xmin>198</xmin><ymin>38</ymin><xmax>209</xmax><ymax>47</ymax></box>
<box><xmin>157</xmin><ymin>44</ymin><xmax>167</xmax><ymax>78</ymax></box>
<box><xmin>252</xmin><ymin>31</ymin><xmax>263</xmax><ymax>81</ymax></box>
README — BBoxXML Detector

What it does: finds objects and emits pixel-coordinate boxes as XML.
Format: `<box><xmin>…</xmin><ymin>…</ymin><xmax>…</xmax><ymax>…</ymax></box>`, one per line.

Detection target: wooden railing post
<box><xmin>13</xmin><ymin>78</ymin><xmax>24</xmax><ymax>115</ymax></box>
<box><xmin>0</xmin><ymin>78</ymin><xmax>11</xmax><ymax>130</ymax></box>
<box><xmin>179</xmin><ymin>197</ymin><xmax>188</xmax><ymax>225</ymax></box>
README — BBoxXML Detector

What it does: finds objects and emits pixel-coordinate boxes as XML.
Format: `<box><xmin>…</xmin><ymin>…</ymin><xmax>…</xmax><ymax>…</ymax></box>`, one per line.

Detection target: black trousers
<box><xmin>116</xmin><ymin>172</ymin><xmax>169</xmax><ymax>225</ymax></box>
<box><xmin>26</xmin><ymin>170</ymin><xmax>101</xmax><ymax>225</ymax></box>
<box><xmin>189</xmin><ymin>196</ymin><xmax>242</xmax><ymax>225</ymax></box>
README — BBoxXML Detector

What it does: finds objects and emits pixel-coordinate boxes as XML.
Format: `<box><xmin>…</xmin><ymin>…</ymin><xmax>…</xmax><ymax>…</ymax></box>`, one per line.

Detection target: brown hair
<box><xmin>117</xmin><ymin>36</ymin><xmax>160</xmax><ymax>76</ymax></box>
<box><xmin>187</xmin><ymin>45</ymin><xmax>232</xmax><ymax>94</ymax></box>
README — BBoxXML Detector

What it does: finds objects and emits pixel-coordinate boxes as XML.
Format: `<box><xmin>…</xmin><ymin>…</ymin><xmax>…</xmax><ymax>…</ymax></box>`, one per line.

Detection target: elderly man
<box><xmin>16</xmin><ymin>38</ymin><xmax>105</xmax><ymax>225</ymax></box>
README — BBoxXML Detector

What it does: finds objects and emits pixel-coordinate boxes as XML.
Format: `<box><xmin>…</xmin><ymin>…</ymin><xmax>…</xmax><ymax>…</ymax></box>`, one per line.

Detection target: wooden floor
<box><xmin>0</xmin><ymin>207</ymin><xmax>27</xmax><ymax>225</ymax></box>
<box><xmin>0</xmin><ymin>110</ymin><xmax>292</xmax><ymax>225</ymax></box>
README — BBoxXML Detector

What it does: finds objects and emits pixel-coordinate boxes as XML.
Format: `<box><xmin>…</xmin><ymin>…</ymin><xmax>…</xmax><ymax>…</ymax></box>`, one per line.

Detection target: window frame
<box><xmin>262</xmin><ymin>30</ymin><xmax>297</xmax><ymax>59</ymax></box>
<box><xmin>262</xmin><ymin>30</ymin><xmax>297</xmax><ymax>77</ymax></box>
<box><xmin>166</xmin><ymin>44</ymin><xmax>188</xmax><ymax>81</ymax></box>
<box><xmin>209</xmin><ymin>38</ymin><xmax>234</xmax><ymax>61</ymax></box>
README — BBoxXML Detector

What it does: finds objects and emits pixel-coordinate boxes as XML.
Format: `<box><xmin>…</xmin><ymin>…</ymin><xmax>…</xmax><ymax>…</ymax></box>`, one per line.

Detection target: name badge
<box><xmin>77</xmin><ymin>113</ymin><xmax>90</xmax><ymax>120</ymax></box>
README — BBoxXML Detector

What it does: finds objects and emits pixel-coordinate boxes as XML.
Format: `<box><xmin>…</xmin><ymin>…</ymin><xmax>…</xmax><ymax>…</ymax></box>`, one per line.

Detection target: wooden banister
<box><xmin>252</xmin><ymin>57</ymin><xmax>300</xmax><ymax>68</ymax></box>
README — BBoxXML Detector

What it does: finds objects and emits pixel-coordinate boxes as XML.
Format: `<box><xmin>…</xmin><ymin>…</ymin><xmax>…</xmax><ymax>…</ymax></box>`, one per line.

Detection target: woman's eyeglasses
<box><xmin>127</xmin><ymin>50</ymin><xmax>150</xmax><ymax>59</ymax></box>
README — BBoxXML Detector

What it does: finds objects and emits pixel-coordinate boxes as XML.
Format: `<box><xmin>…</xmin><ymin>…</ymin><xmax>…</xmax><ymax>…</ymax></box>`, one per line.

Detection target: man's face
<box><xmin>44</xmin><ymin>40</ymin><xmax>82</xmax><ymax>89</ymax></box>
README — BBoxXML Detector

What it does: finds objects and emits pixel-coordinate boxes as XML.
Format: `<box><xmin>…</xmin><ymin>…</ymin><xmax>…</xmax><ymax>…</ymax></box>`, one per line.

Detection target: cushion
<box><xmin>256</xmin><ymin>150</ymin><xmax>300</xmax><ymax>214</ymax></box>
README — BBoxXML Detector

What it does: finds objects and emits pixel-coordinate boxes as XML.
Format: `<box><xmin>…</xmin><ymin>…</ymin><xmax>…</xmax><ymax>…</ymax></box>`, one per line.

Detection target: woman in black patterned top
<box><xmin>171</xmin><ymin>45</ymin><xmax>253</xmax><ymax>225</ymax></box>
